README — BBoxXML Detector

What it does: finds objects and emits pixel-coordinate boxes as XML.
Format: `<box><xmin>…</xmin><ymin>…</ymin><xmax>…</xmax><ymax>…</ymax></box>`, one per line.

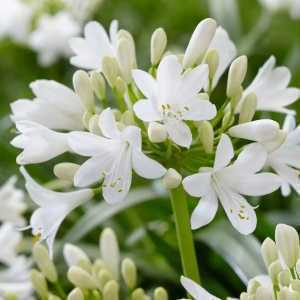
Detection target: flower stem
<box><xmin>169</xmin><ymin>185</ymin><xmax>201</xmax><ymax>284</ymax></box>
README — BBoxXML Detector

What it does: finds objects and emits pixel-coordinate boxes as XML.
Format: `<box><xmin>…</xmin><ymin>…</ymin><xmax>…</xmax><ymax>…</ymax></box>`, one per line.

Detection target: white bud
<box><xmin>278</xmin><ymin>287</ymin><xmax>293</xmax><ymax>300</ymax></box>
<box><xmin>239</xmin><ymin>92</ymin><xmax>257</xmax><ymax>124</ymax></box>
<box><xmin>67</xmin><ymin>266</ymin><xmax>98</xmax><ymax>289</ymax></box>
<box><xmin>255</xmin><ymin>286</ymin><xmax>274</xmax><ymax>300</ymax></box>
<box><xmin>117</xmin><ymin>37</ymin><xmax>137</xmax><ymax>83</ymax></box>
<box><xmin>239</xmin><ymin>292</ymin><xmax>249</xmax><ymax>300</ymax></box>
<box><xmin>90</xmin><ymin>71</ymin><xmax>106</xmax><ymax>100</ymax></box>
<box><xmin>247</xmin><ymin>279</ymin><xmax>260</xmax><ymax>294</ymax></box>
<box><xmin>63</xmin><ymin>244</ymin><xmax>90</xmax><ymax>268</ymax></box>
<box><xmin>261</xmin><ymin>238</ymin><xmax>278</xmax><ymax>267</ymax></box>
<box><xmin>205</xmin><ymin>49</ymin><xmax>219</xmax><ymax>80</ymax></box>
<box><xmin>103</xmin><ymin>280</ymin><xmax>119</xmax><ymax>300</ymax></box>
<box><xmin>121</xmin><ymin>258</ymin><xmax>137</xmax><ymax>289</ymax></box>
<box><xmin>102</xmin><ymin>56</ymin><xmax>121</xmax><ymax>87</ymax></box>
<box><xmin>31</xmin><ymin>270</ymin><xmax>48</xmax><ymax>300</ymax></box>
<box><xmin>33</xmin><ymin>244</ymin><xmax>57</xmax><ymax>283</ymax></box>
<box><xmin>154</xmin><ymin>287</ymin><xmax>168</xmax><ymax>300</ymax></box>
<box><xmin>148</xmin><ymin>122</ymin><xmax>168</xmax><ymax>143</ymax></box>
<box><xmin>291</xmin><ymin>279</ymin><xmax>300</xmax><ymax>292</ymax></box>
<box><xmin>131</xmin><ymin>288</ymin><xmax>146</xmax><ymax>300</ymax></box>
<box><xmin>49</xmin><ymin>295</ymin><xmax>61</xmax><ymax>300</ymax></box>
<box><xmin>162</xmin><ymin>168</ymin><xmax>182</xmax><ymax>190</ymax></box>
<box><xmin>227</xmin><ymin>55</ymin><xmax>248</xmax><ymax>98</ymax></box>
<box><xmin>275</xmin><ymin>224</ymin><xmax>300</xmax><ymax>268</ymax></box>
<box><xmin>121</xmin><ymin>111</ymin><xmax>135</xmax><ymax>126</ymax></box>
<box><xmin>88</xmin><ymin>114</ymin><xmax>101</xmax><ymax>135</ymax></box>
<box><xmin>82</xmin><ymin>111</ymin><xmax>93</xmax><ymax>129</ymax></box>
<box><xmin>115</xmin><ymin>76</ymin><xmax>127</xmax><ymax>96</ymax></box>
<box><xmin>98</xmin><ymin>269</ymin><xmax>113</xmax><ymax>291</ymax></box>
<box><xmin>73</xmin><ymin>70</ymin><xmax>95</xmax><ymax>113</ymax></box>
<box><xmin>100</xmin><ymin>228</ymin><xmax>120</xmax><ymax>280</ymax></box>
<box><xmin>198</xmin><ymin>121</ymin><xmax>214</xmax><ymax>154</ymax></box>
<box><xmin>268</xmin><ymin>260</ymin><xmax>283</xmax><ymax>283</ymax></box>
<box><xmin>151</xmin><ymin>28</ymin><xmax>167</xmax><ymax>65</ymax></box>
<box><xmin>230</xmin><ymin>86</ymin><xmax>243</xmax><ymax>110</ymax></box>
<box><xmin>278</xmin><ymin>270</ymin><xmax>292</xmax><ymax>287</ymax></box>
<box><xmin>183</xmin><ymin>18</ymin><xmax>217</xmax><ymax>69</ymax></box>
<box><xmin>67</xmin><ymin>288</ymin><xmax>84</xmax><ymax>300</ymax></box>
<box><xmin>54</xmin><ymin>163</ymin><xmax>79</xmax><ymax>182</ymax></box>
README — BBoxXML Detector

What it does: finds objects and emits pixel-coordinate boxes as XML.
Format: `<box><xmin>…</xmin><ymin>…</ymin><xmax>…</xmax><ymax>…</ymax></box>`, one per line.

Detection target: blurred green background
<box><xmin>0</xmin><ymin>0</ymin><xmax>300</xmax><ymax>298</ymax></box>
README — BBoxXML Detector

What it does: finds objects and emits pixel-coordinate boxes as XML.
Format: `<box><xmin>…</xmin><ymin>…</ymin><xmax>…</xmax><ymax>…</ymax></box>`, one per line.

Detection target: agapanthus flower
<box><xmin>133</xmin><ymin>55</ymin><xmax>216</xmax><ymax>148</ymax></box>
<box><xmin>69</xmin><ymin>108</ymin><xmax>166</xmax><ymax>204</ymax></box>
<box><xmin>183</xmin><ymin>134</ymin><xmax>280</xmax><ymax>234</ymax></box>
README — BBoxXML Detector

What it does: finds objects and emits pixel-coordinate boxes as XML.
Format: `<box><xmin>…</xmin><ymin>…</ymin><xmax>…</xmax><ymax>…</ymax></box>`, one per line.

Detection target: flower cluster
<box><xmin>181</xmin><ymin>224</ymin><xmax>300</xmax><ymax>300</ymax></box>
<box><xmin>10</xmin><ymin>17</ymin><xmax>300</xmax><ymax>257</ymax></box>
<box><xmin>0</xmin><ymin>0</ymin><xmax>103</xmax><ymax>66</ymax></box>
<box><xmin>31</xmin><ymin>227</ymin><xmax>169</xmax><ymax>300</ymax></box>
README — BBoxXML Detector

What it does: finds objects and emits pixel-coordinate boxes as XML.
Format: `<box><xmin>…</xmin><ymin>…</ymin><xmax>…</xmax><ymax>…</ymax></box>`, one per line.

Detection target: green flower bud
<box><xmin>148</xmin><ymin>122</ymin><xmax>168</xmax><ymax>143</ymax></box>
<box><xmin>67</xmin><ymin>266</ymin><xmax>98</xmax><ymax>289</ymax></box>
<box><xmin>53</xmin><ymin>163</ymin><xmax>79</xmax><ymax>182</ymax></box>
<box><xmin>291</xmin><ymin>279</ymin><xmax>300</xmax><ymax>292</ymax></box>
<box><xmin>115</xmin><ymin>77</ymin><xmax>127</xmax><ymax>96</ymax></box>
<box><xmin>67</xmin><ymin>288</ymin><xmax>84</xmax><ymax>300</ymax></box>
<box><xmin>131</xmin><ymin>288</ymin><xmax>146</xmax><ymax>300</ymax></box>
<box><xmin>255</xmin><ymin>286</ymin><xmax>274</xmax><ymax>300</ymax></box>
<box><xmin>154</xmin><ymin>287</ymin><xmax>168</xmax><ymax>300</ymax></box>
<box><xmin>278</xmin><ymin>270</ymin><xmax>292</xmax><ymax>287</ymax></box>
<box><xmin>238</xmin><ymin>92</ymin><xmax>257</xmax><ymax>124</ymax></box>
<box><xmin>98</xmin><ymin>269</ymin><xmax>113</xmax><ymax>291</ymax></box>
<box><xmin>121</xmin><ymin>258</ymin><xmax>137</xmax><ymax>290</ymax></box>
<box><xmin>261</xmin><ymin>238</ymin><xmax>278</xmax><ymax>268</ymax></box>
<box><xmin>82</xmin><ymin>111</ymin><xmax>93</xmax><ymax>129</ymax></box>
<box><xmin>198</xmin><ymin>121</ymin><xmax>214</xmax><ymax>154</ymax></box>
<box><xmin>88</xmin><ymin>115</ymin><xmax>101</xmax><ymax>135</ymax></box>
<box><xmin>121</xmin><ymin>111</ymin><xmax>135</xmax><ymax>126</ymax></box>
<box><xmin>33</xmin><ymin>244</ymin><xmax>57</xmax><ymax>282</ymax></box>
<box><xmin>49</xmin><ymin>295</ymin><xmax>61</xmax><ymax>300</ymax></box>
<box><xmin>230</xmin><ymin>86</ymin><xmax>243</xmax><ymax>111</ymax></box>
<box><xmin>31</xmin><ymin>270</ymin><xmax>48</xmax><ymax>300</ymax></box>
<box><xmin>247</xmin><ymin>279</ymin><xmax>261</xmax><ymax>295</ymax></box>
<box><xmin>102</xmin><ymin>56</ymin><xmax>121</xmax><ymax>88</ymax></box>
<box><xmin>103</xmin><ymin>280</ymin><xmax>119</xmax><ymax>300</ymax></box>
<box><xmin>90</xmin><ymin>71</ymin><xmax>106</xmax><ymax>100</ymax></box>
<box><xmin>205</xmin><ymin>49</ymin><xmax>219</xmax><ymax>81</ymax></box>
<box><xmin>91</xmin><ymin>290</ymin><xmax>101</xmax><ymax>300</ymax></box>
<box><xmin>162</xmin><ymin>168</ymin><xmax>182</xmax><ymax>190</ymax></box>
<box><xmin>268</xmin><ymin>260</ymin><xmax>283</xmax><ymax>284</ymax></box>
<box><xmin>151</xmin><ymin>28</ymin><xmax>167</xmax><ymax>66</ymax></box>
<box><xmin>92</xmin><ymin>259</ymin><xmax>106</xmax><ymax>277</ymax></box>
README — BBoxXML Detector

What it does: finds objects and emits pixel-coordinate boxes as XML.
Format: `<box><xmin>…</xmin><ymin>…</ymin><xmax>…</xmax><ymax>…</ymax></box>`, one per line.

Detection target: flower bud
<box><xmin>49</xmin><ymin>295</ymin><xmax>61</xmax><ymax>300</ymax></box>
<box><xmin>33</xmin><ymin>244</ymin><xmax>57</xmax><ymax>282</ymax></box>
<box><xmin>31</xmin><ymin>270</ymin><xmax>48</xmax><ymax>300</ymax></box>
<box><xmin>261</xmin><ymin>238</ymin><xmax>278</xmax><ymax>267</ymax></box>
<box><xmin>90</xmin><ymin>71</ymin><xmax>106</xmax><ymax>100</ymax></box>
<box><xmin>227</xmin><ymin>55</ymin><xmax>248</xmax><ymax>98</ymax></box>
<box><xmin>73</xmin><ymin>70</ymin><xmax>95</xmax><ymax>113</ymax></box>
<box><xmin>278</xmin><ymin>287</ymin><xmax>293</xmax><ymax>300</ymax></box>
<box><xmin>275</xmin><ymin>224</ymin><xmax>300</xmax><ymax>268</ymax></box>
<box><xmin>67</xmin><ymin>266</ymin><xmax>98</xmax><ymax>289</ymax></box>
<box><xmin>103</xmin><ymin>280</ymin><xmax>119</xmax><ymax>300</ymax></box>
<box><xmin>291</xmin><ymin>279</ymin><xmax>300</xmax><ymax>292</ymax></box>
<box><xmin>148</xmin><ymin>122</ymin><xmax>168</xmax><ymax>143</ymax></box>
<box><xmin>162</xmin><ymin>168</ymin><xmax>182</xmax><ymax>190</ymax></box>
<box><xmin>230</xmin><ymin>86</ymin><xmax>243</xmax><ymax>110</ymax></box>
<box><xmin>92</xmin><ymin>259</ymin><xmax>106</xmax><ymax>277</ymax></box>
<box><xmin>183</xmin><ymin>18</ymin><xmax>217</xmax><ymax>69</ymax></box>
<box><xmin>118</xmin><ymin>29</ymin><xmax>134</xmax><ymax>42</ymax></box>
<box><xmin>121</xmin><ymin>258</ymin><xmax>137</xmax><ymax>289</ymax></box>
<box><xmin>238</xmin><ymin>92</ymin><xmax>257</xmax><ymax>124</ymax></box>
<box><xmin>121</xmin><ymin>111</ymin><xmax>135</xmax><ymax>126</ymax></box>
<box><xmin>82</xmin><ymin>111</ymin><xmax>93</xmax><ymax>129</ymax></box>
<box><xmin>151</xmin><ymin>28</ymin><xmax>167</xmax><ymax>66</ymax></box>
<box><xmin>255</xmin><ymin>286</ymin><xmax>274</xmax><ymax>300</ymax></box>
<box><xmin>63</xmin><ymin>244</ymin><xmax>90</xmax><ymax>268</ymax></box>
<box><xmin>67</xmin><ymin>288</ymin><xmax>84</xmax><ymax>300</ymax></box>
<box><xmin>239</xmin><ymin>292</ymin><xmax>249</xmax><ymax>300</ymax></box>
<box><xmin>89</xmin><ymin>114</ymin><xmax>101</xmax><ymax>135</ymax></box>
<box><xmin>115</xmin><ymin>76</ymin><xmax>127</xmax><ymax>96</ymax></box>
<box><xmin>198</xmin><ymin>121</ymin><xmax>214</xmax><ymax>154</ymax></box>
<box><xmin>278</xmin><ymin>270</ymin><xmax>292</xmax><ymax>287</ymax></box>
<box><xmin>98</xmin><ymin>269</ymin><xmax>113</xmax><ymax>291</ymax></box>
<box><xmin>100</xmin><ymin>228</ymin><xmax>120</xmax><ymax>279</ymax></box>
<box><xmin>102</xmin><ymin>56</ymin><xmax>121</xmax><ymax>87</ymax></box>
<box><xmin>247</xmin><ymin>278</ymin><xmax>260</xmax><ymax>294</ymax></box>
<box><xmin>131</xmin><ymin>288</ymin><xmax>146</xmax><ymax>300</ymax></box>
<box><xmin>154</xmin><ymin>287</ymin><xmax>168</xmax><ymax>300</ymax></box>
<box><xmin>222</xmin><ymin>110</ymin><xmax>234</xmax><ymax>129</ymax></box>
<box><xmin>117</xmin><ymin>38</ymin><xmax>137</xmax><ymax>83</ymax></box>
<box><xmin>205</xmin><ymin>49</ymin><xmax>219</xmax><ymax>80</ymax></box>
<box><xmin>54</xmin><ymin>163</ymin><xmax>79</xmax><ymax>182</ymax></box>
<box><xmin>268</xmin><ymin>260</ymin><xmax>283</xmax><ymax>283</ymax></box>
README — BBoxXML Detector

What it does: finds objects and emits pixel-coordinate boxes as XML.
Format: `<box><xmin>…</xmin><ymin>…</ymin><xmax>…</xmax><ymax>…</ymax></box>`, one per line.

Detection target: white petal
<box><xmin>228</xmin><ymin>120</ymin><xmax>280</xmax><ymax>142</ymax></box>
<box><xmin>165</xmin><ymin>120</ymin><xmax>192</xmax><ymax>148</ymax></box>
<box><xmin>214</xmin><ymin>134</ymin><xmax>234</xmax><ymax>170</ymax></box>
<box><xmin>283</xmin><ymin>115</ymin><xmax>296</xmax><ymax>133</ymax></box>
<box><xmin>183</xmin><ymin>97</ymin><xmax>217</xmax><ymax>121</ymax></box>
<box><xmin>133</xmin><ymin>99</ymin><xmax>161</xmax><ymax>122</ymax></box>
<box><xmin>182</xmin><ymin>172</ymin><xmax>212</xmax><ymax>197</ymax></box>
<box><xmin>99</xmin><ymin>108</ymin><xmax>121</xmax><ymax>139</ymax></box>
<box><xmin>191</xmin><ymin>191</ymin><xmax>218</xmax><ymax>230</ymax></box>
<box><xmin>132</xmin><ymin>148</ymin><xmax>166</xmax><ymax>179</ymax></box>
<box><xmin>132</xmin><ymin>69</ymin><xmax>158</xmax><ymax>99</ymax></box>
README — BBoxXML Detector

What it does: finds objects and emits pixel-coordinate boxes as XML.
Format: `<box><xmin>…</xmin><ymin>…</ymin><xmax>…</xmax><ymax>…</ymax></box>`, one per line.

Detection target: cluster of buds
<box><xmin>31</xmin><ymin>228</ymin><xmax>169</xmax><ymax>300</ymax></box>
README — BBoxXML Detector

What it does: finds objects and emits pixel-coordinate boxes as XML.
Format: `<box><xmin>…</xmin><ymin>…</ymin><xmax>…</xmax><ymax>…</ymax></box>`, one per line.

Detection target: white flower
<box><xmin>0</xmin><ymin>0</ymin><xmax>32</xmax><ymax>43</ymax></box>
<box><xmin>180</xmin><ymin>276</ymin><xmax>220</xmax><ymax>300</ymax></box>
<box><xmin>20</xmin><ymin>167</ymin><xmax>94</xmax><ymax>257</ymax></box>
<box><xmin>68</xmin><ymin>108</ymin><xmax>166</xmax><ymax>204</ymax></box>
<box><xmin>241</xmin><ymin>56</ymin><xmax>299</xmax><ymax>114</ymax></box>
<box><xmin>229</xmin><ymin>117</ymin><xmax>300</xmax><ymax>196</ymax></box>
<box><xmin>29</xmin><ymin>12</ymin><xmax>81</xmax><ymax>66</ymax></box>
<box><xmin>132</xmin><ymin>55</ymin><xmax>216</xmax><ymax>148</ymax></box>
<box><xmin>69</xmin><ymin>20</ymin><xmax>118</xmax><ymax>70</ymax></box>
<box><xmin>182</xmin><ymin>134</ymin><xmax>280</xmax><ymax>234</ymax></box>
<box><xmin>11</xmin><ymin>121</ymin><xmax>70</xmax><ymax>165</ymax></box>
<box><xmin>11</xmin><ymin>79</ymin><xmax>85</xmax><ymax>131</ymax></box>
<box><xmin>0</xmin><ymin>176</ymin><xmax>26</xmax><ymax>226</ymax></box>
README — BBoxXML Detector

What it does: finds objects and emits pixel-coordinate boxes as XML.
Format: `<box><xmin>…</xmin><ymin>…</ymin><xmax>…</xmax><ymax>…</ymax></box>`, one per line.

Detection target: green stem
<box><xmin>169</xmin><ymin>186</ymin><xmax>201</xmax><ymax>284</ymax></box>
<box><xmin>53</xmin><ymin>281</ymin><xmax>66</xmax><ymax>299</ymax></box>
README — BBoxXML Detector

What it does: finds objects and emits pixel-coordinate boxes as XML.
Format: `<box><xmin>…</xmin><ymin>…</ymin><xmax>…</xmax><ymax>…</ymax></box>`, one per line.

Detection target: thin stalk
<box><xmin>169</xmin><ymin>186</ymin><xmax>201</xmax><ymax>284</ymax></box>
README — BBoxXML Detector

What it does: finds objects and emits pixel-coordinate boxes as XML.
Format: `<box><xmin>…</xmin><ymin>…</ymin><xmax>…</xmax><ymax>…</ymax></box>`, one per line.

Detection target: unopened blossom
<box><xmin>0</xmin><ymin>176</ymin><xmax>26</xmax><ymax>226</ymax></box>
<box><xmin>20</xmin><ymin>167</ymin><xmax>94</xmax><ymax>257</ymax></box>
<box><xmin>240</xmin><ymin>56</ymin><xmax>299</xmax><ymax>114</ymax></box>
<box><xmin>183</xmin><ymin>134</ymin><xmax>280</xmax><ymax>234</ymax></box>
<box><xmin>70</xmin><ymin>20</ymin><xmax>118</xmax><ymax>70</ymax></box>
<box><xmin>29</xmin><ymin>12</ymin><xmax>81</xmax><ymax>66</ymax></box>
<box><xmin>133</xmin><ymin>55</ymin><xmax>216</xmax><ymax>148</ymax></box>
<box><xmin>229</xmin><ymin>117</ymin><xmax>300</xmax><ymax>196</ymax></box>
<box><xmin>11</xmin><ymin>79</ymin><xmax>85</xmax><ymax>131</ymax></box>
<box><xmin>69</xmin><ymin>108</ymin><xmax>166</xmax><ymax>204</ymax></box>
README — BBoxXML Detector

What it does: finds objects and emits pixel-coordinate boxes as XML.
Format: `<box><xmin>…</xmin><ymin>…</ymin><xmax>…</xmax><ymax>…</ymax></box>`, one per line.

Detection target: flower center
<box><xmin>160</xmin><ymin>103</ymin><xmax>189</xmax><ymax>121</ymax></box>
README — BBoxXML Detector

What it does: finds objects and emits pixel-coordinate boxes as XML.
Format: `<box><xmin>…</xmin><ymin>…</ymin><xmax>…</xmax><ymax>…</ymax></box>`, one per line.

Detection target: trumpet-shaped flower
<box><xmin>182</xmin><ymin>134</ymin><xmax>280</xmax><ymax>234</ymax></box>
<box><xmin>20</xmin><ymin>167</ymin><xmax>94</xmax><ymax>257</ymax></box>
<box><xmin>70</xmin><ymin>20</ymin><xmax>118</xmax><ymax>70</ymax></box>
<box><xmin>11</xmin><ymin>80</ymin><xmax>85</xmax><ymax>131</ymax></box>
<box><xmin>11</xmin><ymin>121</ymin><xmax>70</xmax><ymax>165</ymax></box>
<box><xmin>241</xmin><ymin>56</ymin><xmax>299</xmax><ymax>114</ymax></box>
<box><xmin>0</xmin><ymin>176</ymin><xmax>26</xmax><ymax>226</ymax></box>
<box><xmin>229</xmin><ymin>117</ymin><xmax>300</xmax><ymax>196</ymax></box>
<box><xmin>133</xmin><ymin>55</ymin><xmax>216</xmax><ymax>148</ymax></box>
<box><xmin>68</xmin><ymin>108</ymin><xmax>166</xmax><ymax>204</ymax></box>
